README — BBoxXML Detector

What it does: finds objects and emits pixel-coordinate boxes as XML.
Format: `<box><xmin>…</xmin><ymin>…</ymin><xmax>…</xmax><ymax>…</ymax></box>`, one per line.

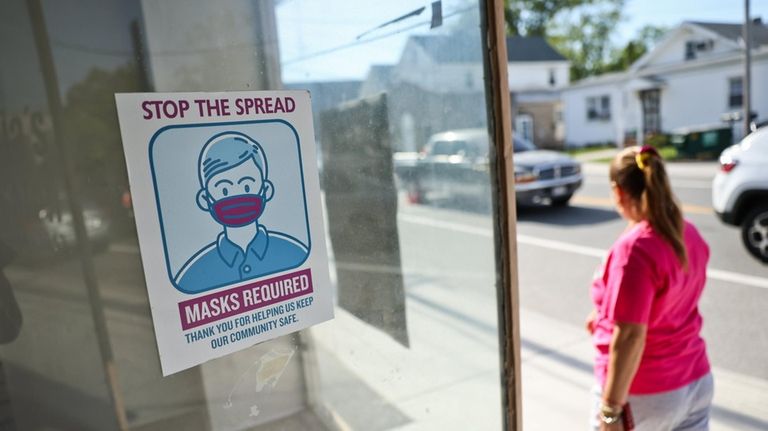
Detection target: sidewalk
<box><xmin>580</xmin><ymin>159</ymin><xmax>719</xmax><ymax>181</ymax></box>
<box><xmin>520</xmin><ymin>308</ymin><xmax>768</xmax><ymax>430</ymax></box>
<box><xmin>306</xmin><ymin>281</ymin><xmax>768</xmax><ymax>430</ymax></box>
<box><xmin>574</xmin><ymin>148</ymin><xmax>720</xmax><ymax>179</ymax></box>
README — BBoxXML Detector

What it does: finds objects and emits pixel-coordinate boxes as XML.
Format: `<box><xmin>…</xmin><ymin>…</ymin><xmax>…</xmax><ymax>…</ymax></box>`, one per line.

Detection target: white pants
<box><xmin>591</xmin><ymin>373</ymin><xmax>714</xmax><ymax>431</ymax></box>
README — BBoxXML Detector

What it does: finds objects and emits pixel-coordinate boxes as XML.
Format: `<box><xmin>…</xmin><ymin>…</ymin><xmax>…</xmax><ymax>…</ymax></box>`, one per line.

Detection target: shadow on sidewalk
<box><xmin>409</xmin><ymin>290</ymin><xmax>768</xmax><ymax>430</ymax></box>
<box><xmin>517</xmin><ymin>204</ymin><xmax>619</xmax><ymax>226</ymax></box>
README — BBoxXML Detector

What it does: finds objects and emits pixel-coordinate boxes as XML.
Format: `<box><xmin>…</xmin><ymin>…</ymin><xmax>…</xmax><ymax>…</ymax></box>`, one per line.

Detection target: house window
<box><xmin>587</xmin><ymin>95</ymin><xmax>611</xmax><ymax>120</ymax></box>
<box><xmin>685</xmin><ymin>41</ymin><xmax>696</xmax><ymax>60</ymax></box>
<box><xmin>685</xmin><ymin>40</ymin><xmax>714</xmax><ymax>61</ymax></box>
<box><xmin>641</xmin><ymin>89</ymin><xmax>661</xmax><ymax>135</ymax></box>
<box><xmin>549</xmin><ymin>69</ymin><xmax>556</xmax><ymax>87</ymax></box>
<box><xmin>729</xmin><ymin>77</ymin><xmax>743</xmax><ymax>108</ymax></box>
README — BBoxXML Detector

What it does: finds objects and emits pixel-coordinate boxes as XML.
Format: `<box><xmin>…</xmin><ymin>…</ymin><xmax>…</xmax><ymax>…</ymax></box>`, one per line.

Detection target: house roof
<box><xmin>567</xmin><ymin>20</ymin><xmax>768</xmax><ymax>89</ymax></box>
<box><xmin>284</xmin><ymin>80</ymin><xmax>361</xmax><ymax>111</ymax></box>
<box><xmin>506</xmin><ymin>37</ymin><xmax>568</xmax><ymax>62</ymax></box>
<box><xmin>409</xmin><ymin>34</ymin><xmax>567</xmax><ymax>63</ymax></box>
<box><xmin>688</xmin><ymin>21</ymin><xmax>768</xmax><ymax>47</ymax></box>
<box><xmin>365</xmin><ymin>65</ymin><xmax>395</xmax><ymax>83</ymax></box>
<box><xmin>360</xmin><ymin>65</ymin><xmax>395</xmax><ymax>97</ymax></box>
<box><xmin>565</xmin><ymin>71</ymin><xmax>628</xmax><ymax>89</ymax></box>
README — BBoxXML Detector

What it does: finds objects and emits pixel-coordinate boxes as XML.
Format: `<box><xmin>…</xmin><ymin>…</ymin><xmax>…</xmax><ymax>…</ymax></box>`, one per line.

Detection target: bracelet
<box><xmin>599</xmin><ymin>403</ymin><xmax>623</xmax><ymax>425</ymax></box>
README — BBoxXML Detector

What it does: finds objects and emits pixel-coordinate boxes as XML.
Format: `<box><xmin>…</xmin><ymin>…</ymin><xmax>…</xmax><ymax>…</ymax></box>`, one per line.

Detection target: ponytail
<box><xmin>610</xmin><ymin>146</ymin><xmax>688</xmax><ymax>268</ymax></box>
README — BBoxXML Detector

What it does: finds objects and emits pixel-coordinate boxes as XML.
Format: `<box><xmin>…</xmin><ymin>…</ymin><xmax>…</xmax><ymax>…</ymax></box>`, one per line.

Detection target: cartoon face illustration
<box><xmin>198</xmin><ymin>157</ymin><xmax>274</xmax><ymax>228</ymax></box>
<box><xmin>172</xmin><ymin>132</ymin><xmax>309</xmax><ymax>293</ymax></box>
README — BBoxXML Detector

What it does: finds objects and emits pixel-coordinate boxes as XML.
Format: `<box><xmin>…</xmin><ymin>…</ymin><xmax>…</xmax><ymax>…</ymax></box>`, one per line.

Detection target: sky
<box><xmin>276</xmin><ymin>0</ymin><xmax>768</xmax><ymax>83</ymax></box>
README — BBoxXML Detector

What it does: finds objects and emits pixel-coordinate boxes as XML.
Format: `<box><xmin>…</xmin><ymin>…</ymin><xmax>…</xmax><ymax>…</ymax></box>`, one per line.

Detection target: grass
<box><xmin>590</xmin><ymin>145</ymin><xmax>680</xmax><ymax>164</ymax></box>
<box><xmin>591</xmin><ymin>157</ymin><xmax>615</xmax><ymax>164</ymax></box>
<box><xmin>564</xmin><ymin>143</ymin><xmax>616</xmax><ymax>156</ymax></box>
<box><xmin>658</xmin><ymin>145</ymin><xmax>678</xmax><ymax>160</ymax></box>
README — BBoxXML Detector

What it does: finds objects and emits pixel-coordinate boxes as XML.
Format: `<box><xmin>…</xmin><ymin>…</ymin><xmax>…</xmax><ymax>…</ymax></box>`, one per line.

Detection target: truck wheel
<box><xmin>551</xmin><ymin>193</ymin><xmax>573</xmax><ymax>207</ymax></box>
<box><xmin>741</xmin><ymin>204</ymin><xmax>768</xmax><ymax>264</ymax></box>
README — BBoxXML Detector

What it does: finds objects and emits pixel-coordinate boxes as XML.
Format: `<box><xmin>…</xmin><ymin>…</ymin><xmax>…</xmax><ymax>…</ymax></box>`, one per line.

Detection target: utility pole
<box><xmin>744</xmin><ymin>0</ymin><xmax>753</xmax><ymax>136</ymax></box>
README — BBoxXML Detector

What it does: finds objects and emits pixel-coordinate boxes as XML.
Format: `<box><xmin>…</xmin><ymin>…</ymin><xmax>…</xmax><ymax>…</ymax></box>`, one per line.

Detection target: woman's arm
<box><xmin>600</xmin><ymin>321</ymin><xmax>647</xmax><ymax>430</ymax></box>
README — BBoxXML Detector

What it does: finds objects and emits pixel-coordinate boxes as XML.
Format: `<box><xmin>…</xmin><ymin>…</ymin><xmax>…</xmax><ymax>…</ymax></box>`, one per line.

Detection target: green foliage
<box><xmin>502</xmin><ymin>0</ymin><xmax>667</xmax><ymax>80</ymax></box>
<box><xmin>603</xmin><ymin>25</ymin><xmax>667</xmax><ymax>73</ymax></box>
<box><xmin>564</xmin><ymin>142</ymin><xmax>615</xmax><ymax>156</ymax></box>
<box><xmin>61</xmin><ymin>63</ymin><xmax>144</xmax><ymax>211</ymax></box>
<box><xmin>658</xmin><ymin>145</ymin><xmax>678</xmax><ymax>161</ymax></box>
<box><xmin>644</xmin><ymin>133</ymin><xmax>670</xmax><ymax>149</ymax></box>
<box><xmin>546</xmin><ymin>4</ymin><xmax>624</xmax><ymax>80</ymax></box>
<box><xmin>503</xmin><ymin>0</ymin><xmax>610</xmax><ymax>37</ymax></box>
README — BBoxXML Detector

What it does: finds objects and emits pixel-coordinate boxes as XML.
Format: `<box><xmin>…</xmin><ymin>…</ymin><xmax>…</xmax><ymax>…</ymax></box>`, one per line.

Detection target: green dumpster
<box><xmin>671</xmin><ymin>125</ymin><xmax>733</xmax><ymax>159</ymax></box>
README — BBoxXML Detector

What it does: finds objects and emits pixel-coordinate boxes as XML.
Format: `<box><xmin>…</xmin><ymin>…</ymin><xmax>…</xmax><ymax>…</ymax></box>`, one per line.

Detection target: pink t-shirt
<box><xmin>591</xmin><ymin>220</ymin><xmax>710</xmax><ymax>394</ymax></box>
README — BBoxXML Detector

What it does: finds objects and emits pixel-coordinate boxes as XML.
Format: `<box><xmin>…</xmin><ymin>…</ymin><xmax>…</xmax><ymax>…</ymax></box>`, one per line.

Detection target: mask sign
<box><xmin>115</xmin><ymin>91</ymin><xmax>333</xmax><ymax>376</ymax></box>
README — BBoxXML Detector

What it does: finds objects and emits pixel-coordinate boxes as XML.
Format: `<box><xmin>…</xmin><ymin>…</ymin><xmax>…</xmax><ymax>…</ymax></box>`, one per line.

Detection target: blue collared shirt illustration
<box><xmin>175</xmin><ymin>226</ymin><xmax>308</xmax><ymax>292</ymax></box>
<box><xmin>172</xmin><ymin>131</ymin><xmax>310</xmax><ymax>293</ymax></box>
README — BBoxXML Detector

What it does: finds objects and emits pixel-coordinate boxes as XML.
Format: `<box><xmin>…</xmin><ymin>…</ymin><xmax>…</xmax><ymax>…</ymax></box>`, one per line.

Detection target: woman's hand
<box><xmin>599</xmin><ymin>421</ymin><xmax>623</xmax><ymax>431</ymax></box>
<box><xmin>585</xmin><ymin>309</ymin><xmax>597</xmax><ymax>334</ymax></box>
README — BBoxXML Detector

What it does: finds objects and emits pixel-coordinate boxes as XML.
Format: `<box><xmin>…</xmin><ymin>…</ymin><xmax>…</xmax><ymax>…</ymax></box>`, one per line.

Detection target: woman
<box><xmin>587</xmin><ymin>146</ymin><xmax>713</xmax><ymax>430</ymax></box>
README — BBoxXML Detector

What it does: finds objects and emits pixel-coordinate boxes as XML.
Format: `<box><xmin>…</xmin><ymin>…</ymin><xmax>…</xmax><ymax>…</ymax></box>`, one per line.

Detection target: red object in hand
<box><xmin>622</xmin><ymin>403</ymin><xmax>635</xmax><ymax>430</ymax></box>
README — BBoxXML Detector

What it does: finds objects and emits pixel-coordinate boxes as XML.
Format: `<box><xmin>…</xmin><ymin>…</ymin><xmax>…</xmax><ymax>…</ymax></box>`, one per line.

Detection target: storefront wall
<box><xmin>0</xmin><ymin>1</ymin><xmax>511</xmax><ymax>429</ymax></box>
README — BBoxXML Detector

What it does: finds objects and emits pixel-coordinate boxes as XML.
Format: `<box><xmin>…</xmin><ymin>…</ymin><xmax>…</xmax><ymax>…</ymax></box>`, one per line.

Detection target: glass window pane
<box><xmin>0</xmin><ymin>0</ymin><xmax>505</xmax><ymax>429</ymax></box>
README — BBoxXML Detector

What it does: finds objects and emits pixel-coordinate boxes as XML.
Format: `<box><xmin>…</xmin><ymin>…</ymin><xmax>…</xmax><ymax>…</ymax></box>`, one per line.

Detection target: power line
<box><xmin>282</xmin><ymin>5</ymin><xmax>474</xmax><ymax>65</ymax></box>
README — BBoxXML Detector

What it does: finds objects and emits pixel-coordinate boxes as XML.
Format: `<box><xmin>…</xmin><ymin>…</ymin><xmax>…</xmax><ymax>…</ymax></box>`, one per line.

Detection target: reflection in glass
<box><xmin>0</xmin><ymin>0</ymin><xmax>504</xmax><ymax>429</ymax></box>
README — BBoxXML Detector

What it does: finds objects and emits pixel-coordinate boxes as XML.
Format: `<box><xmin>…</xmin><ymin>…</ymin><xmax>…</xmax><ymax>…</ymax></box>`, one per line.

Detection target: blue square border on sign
<box><xmin>147</xmin><ymin>119</ymin><xmax>312</xmax><ymax>295</ymax></box>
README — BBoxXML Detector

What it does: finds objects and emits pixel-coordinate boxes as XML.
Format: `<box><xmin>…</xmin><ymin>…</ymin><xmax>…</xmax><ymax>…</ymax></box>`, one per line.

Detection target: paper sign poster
<box><xmin>115</xmin><ymin>91</ymin><xmax>333</xmax><ymax>376</ymax></box>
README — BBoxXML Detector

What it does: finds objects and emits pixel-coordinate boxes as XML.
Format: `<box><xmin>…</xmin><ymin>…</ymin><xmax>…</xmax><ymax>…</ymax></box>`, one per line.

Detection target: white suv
<box><xmin>712</xmin><ymin>126</ymin><xmax>768</xmax><ymax>263</ymax></box>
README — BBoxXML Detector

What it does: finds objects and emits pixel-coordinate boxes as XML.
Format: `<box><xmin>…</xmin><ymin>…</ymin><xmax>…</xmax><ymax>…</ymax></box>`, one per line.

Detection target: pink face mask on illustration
<box><xmin>210</xmin><ymin>194</ymin><xmax>265</xmax><ymax>227</ymax></box>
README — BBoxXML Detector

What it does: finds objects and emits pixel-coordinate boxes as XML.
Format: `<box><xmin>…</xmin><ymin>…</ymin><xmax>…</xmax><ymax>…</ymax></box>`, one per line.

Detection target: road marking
<box><xmin>571</xmin><ymin>195</ymin><xmax>713</xmax><ymax>215</ymax></box>
<box><xmin>109</xmin><ymin>214</ymin><xmax>768</xmax><ymax>290</ymax></box>
<box><xmin>399</xmin><ymin>213</ymin><xmax>768</xmax><ymax>290</ymax></box>
<box><xmin>671</xmin><ymin>179</ymin><xmax>714</xmax><ymax>189</ymax></box>
<box><xmin>399</xmin><ymin>214</ymin><xmax>493</xmax><ymax>237</ymax></box>
<box><xmin>516</xmin><ymin>234</ymin><xmax>604</xmax><ymax>258</ymax></box>
<box><xmin>707</xmin><ymin>269</ymin><xmax>768</xmax><ymax>290</ymax></box>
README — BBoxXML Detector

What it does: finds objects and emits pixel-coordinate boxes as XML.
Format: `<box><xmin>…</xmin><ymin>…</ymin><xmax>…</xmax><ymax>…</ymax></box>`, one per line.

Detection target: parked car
<box><xmin>713</xmin><ymin>126</ymin><xmax>768</xmax><ymax>263</ymax></box>
<box><xmin>398</xmin><ymin>128</ymin><xmax>582</xmax><ymax>207</ymax></box>
<box><xmin>4</xmin><ymin>197</ymin><xmax>112</xmax><ymax>264</ymax></box>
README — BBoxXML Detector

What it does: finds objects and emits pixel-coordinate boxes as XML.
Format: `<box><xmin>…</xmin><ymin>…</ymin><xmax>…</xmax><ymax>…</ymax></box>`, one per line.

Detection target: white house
<box><xmin>388</xmin><ymin>34</ymin><xmax>570</xmax><ymax>94</ymax></box>
<box><xmin>562</xmin><ymin>21</ymin><xmax>768</xmax><ymax>147</ymax></box>
<box><xmin>361</xmin><ymin>33</ymin><xmax>570</xmax><ymax>149</ymax></box>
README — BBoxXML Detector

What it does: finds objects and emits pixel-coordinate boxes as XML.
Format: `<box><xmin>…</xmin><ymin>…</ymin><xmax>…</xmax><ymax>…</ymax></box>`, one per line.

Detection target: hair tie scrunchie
<box><xmin>635</xmin><ymin>145</ymin><xmax>659</xmax><ymax>170</ymax></box>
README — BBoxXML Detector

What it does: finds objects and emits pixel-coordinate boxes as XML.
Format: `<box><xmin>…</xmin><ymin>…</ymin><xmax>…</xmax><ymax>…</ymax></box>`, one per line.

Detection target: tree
<box><xmin>546</xmin><ymin>5</ymin><xmax>624</xmax><ymax>80</ymax></box>
<box><xmin>603</xmin><ymin>25</ymin><xmax>668</xmax><ymax>73</ymax></box>
<box><xmin>61</xmin><ymin>63</ymin><xmax>144</xmax><ymax>222</ymax></box>
<box><xmin>503</xmin><ymin>0</ymin><xmax>622</xmax><ymax>37</ymax></box>
<box><xmin>503</xmin><ymin>0</ymin><xmax>626</xmax><ymax>80</ymax></box>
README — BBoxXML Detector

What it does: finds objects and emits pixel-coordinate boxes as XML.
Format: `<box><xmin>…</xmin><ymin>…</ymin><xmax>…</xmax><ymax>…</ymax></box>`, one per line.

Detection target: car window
<box><xmin>513</xmin><ymin>137</ymin><xmax>536</xmax><ymax>153</ymax></box>
<box><xmin>430</xmin><ymin>140</ymin><xmax>454</xmax><ymax>155</ymax></box>
<box><xmin>452</xmin><ymin>140</ymin><xmax>470</xmax><ymax>156</ymax></box>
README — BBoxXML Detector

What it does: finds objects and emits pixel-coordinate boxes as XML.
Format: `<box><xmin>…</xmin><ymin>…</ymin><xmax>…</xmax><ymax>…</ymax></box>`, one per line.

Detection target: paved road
<box><xmin>399</xmin><ymin>161</ymin><xmax>768</xmax><ymax>379</ymax></box>
<box><xmin>394</xmin><ymin>160</ymin><xmax>768</xmax><ymax>429</ymax></box>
